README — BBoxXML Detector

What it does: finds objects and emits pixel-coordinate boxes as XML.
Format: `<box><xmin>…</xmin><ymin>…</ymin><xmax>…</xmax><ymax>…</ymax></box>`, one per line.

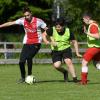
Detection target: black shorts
<box><xmin>51</xmin><ymin>47</ymin><xmax>72</xmax><ymax>63</ymax></box>
<box><xmin>20</xmin><ymin>44</ymin><xmax>41</xmax><ymax>62</ymax></box>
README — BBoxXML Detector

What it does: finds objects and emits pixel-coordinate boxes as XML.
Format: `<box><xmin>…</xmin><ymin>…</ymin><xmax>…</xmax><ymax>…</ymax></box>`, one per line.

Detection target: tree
<box><xmin>0</xmin><ymin>0</ymin><xmax>100</xmax><ymax>41</ymax></box>
<box><xmin>0</xmin><ymin>0</ymin><xmax>52</xmax><ymax>23</ymax></box>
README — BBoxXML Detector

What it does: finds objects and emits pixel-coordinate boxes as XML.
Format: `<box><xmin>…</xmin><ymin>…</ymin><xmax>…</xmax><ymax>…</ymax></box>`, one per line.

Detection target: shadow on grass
<box><xmin>88</xmin><ymin>81</ymin><xmax>100</xmax><ymax>85</ymax></box>
<box><xmin>36</xmin><ymin>79</ymin><xmax>80</xmax><ymax>83</ymax></box>
<box><xmin>36</xmin><ymin>80</ymin><xmax>65</xmax><ymax>83</ymax></box>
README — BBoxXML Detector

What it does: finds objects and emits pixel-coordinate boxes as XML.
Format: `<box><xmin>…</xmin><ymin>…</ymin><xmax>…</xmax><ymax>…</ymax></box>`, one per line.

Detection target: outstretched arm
<box><xmin>0</xmin><ymin>21</ymin><xmax>16</xmax><ymax>28</ymax></box>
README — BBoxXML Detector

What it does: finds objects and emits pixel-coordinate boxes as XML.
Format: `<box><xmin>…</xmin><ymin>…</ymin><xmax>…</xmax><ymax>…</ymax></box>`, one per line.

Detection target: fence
<box><xmin>0</xmin><ymin>42</ymin><xmax>87</xmax><ymax>64</ymax></box>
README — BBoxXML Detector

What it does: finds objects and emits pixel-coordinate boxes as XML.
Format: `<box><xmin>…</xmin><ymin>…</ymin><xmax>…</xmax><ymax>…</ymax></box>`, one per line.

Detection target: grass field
<box><xmin>0</xmin><ymin>63</ymin><xmax>100</xmax><ymax>100</ymax></box>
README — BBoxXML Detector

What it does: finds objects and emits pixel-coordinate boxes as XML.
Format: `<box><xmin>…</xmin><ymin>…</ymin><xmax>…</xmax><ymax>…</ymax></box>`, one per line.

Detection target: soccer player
<box><xmin>0</xmin><ymin>7</ymin><xmax>47</xmax><ymax>83</ymax></box>
<box><xmin>80</xmin><ymin>13</ymin><xmax>100</xmax><ymax>85</ymax></box>
<box><xmin>42</xmin><ymin>18</ymin><xmax>82</xmax><ymax>82</ymax></box>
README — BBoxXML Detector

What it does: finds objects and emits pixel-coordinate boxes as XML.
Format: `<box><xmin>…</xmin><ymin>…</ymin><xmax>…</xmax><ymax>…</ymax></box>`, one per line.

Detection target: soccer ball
<box><xmin>25</xmin><ymin>75</ymin><xmax>36</xmax><ymax>84</ymax></box>
<box><xmin>96</xmin><ymin>62</ymin><xmax>100</xmax><ymax>70</ymax></box>
<box><xmin>93</xmin><ymin>60</ymin><xmax>100</xmax><ymax>70</ymax></box>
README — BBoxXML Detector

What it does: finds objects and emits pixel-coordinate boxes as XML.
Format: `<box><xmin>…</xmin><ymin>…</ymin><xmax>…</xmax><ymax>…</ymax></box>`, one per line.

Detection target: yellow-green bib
<box><xmin>87</xmin><ymin>23</ymin><xmax>100</xmax><ymax>48</ymax></box>
<box><xmin>51</xmin><ymin>27</ymin><xmax>71</xmax><ymax>51</ymax></box>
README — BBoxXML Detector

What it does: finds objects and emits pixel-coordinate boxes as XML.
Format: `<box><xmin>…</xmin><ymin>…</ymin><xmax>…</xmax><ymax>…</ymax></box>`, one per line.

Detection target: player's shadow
<box><xmin>36</xmin><ymin>79</ymin><xmax>79</xmax><ymax>83</ymax></box>
<box><xmin>36</xmin><ymin>79</ymin><xmax>100</xmax><ymax>84</ymax></box>
<box><xmin>83</xmin><ymin>80</ymin><xmax>100</xmax><ymax>85</ymax></box>
<box><xmin>36</xmin><ymin>80</ymin><xmax>65</xmax><ymax>83</ymax></box>
<box><xmin>88</xmin><ymin>82</ymin><xmax>100</xmax><ymax>85</ymax></box>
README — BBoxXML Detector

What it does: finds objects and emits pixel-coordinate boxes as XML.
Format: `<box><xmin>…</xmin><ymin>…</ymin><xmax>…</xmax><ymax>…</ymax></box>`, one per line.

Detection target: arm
<box><xmin>42</xmin><ymin>27</ymin><xmax>55</xmax><ymax>45</ymax></box>
<box><xmin>86</xmin><ymin>32</ymin><xmax>100</xmax><ymax>39</ymax></box>
<box><xmin>0</xmin><ymin>21</ymin><xmax>16</xmax><ymax>28</ymax></box>
<box><xmin>85</xmin><ymin>23</ymin><xmax>100</xmax><ymax>39</ymax></box>
<box><xmin>42</xmin><ymin>30</ymin><xmax>57</xmax><ymax>46</ymax></box>
<box><xmin>50</xmin><ymin>36</ymin><xmax>58</xmax><ymax>46</ymax></box>
<box><xmin>71</xmin><ymin>40</ymin><xmax>82</xmax><ymax>57</ymax></box>
<box><xmin>42</xmin><ymin>31</ymin><xmax>50</xmax><ymax>45</ymax></box>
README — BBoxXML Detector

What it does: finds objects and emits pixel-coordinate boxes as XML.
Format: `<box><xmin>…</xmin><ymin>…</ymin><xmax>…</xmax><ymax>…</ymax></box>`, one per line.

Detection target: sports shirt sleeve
<box><xmin>70</xmin><ymin>32</ymin><xmax>75</xmax><ymax>40</ymax></box>
<box><xmin>90</xmin><ymin>24</ymin><xmax>99</xmax><ymax>34</ymax></box>
<box><xmin>15</xmin><ymin>18</ymin><xmax>24</xmax><ymax>25</ymax></box>
<box><xmin>37</xmin><ymin>18</ymin><xmax>47</xmax><ymax>29</ymax></box>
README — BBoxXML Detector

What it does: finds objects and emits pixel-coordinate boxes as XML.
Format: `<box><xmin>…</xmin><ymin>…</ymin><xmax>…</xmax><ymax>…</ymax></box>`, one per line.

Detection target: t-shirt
<box><xmin>46</xmin><ymin>27</ymin><xmax>75</xmax><ymax>40</ymax></box>
<box><xmin>15</xmin><ymin>17</ymin><xmax>46</xmax><ymax>44</ymax></box>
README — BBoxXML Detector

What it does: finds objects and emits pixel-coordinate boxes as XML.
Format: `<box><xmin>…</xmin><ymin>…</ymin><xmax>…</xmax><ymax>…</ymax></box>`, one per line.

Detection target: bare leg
<box><xmin>53</xmin><ymin>61</ymin><xmax>68</xmax><ymax>81</ymax></box>
<box><xmin>64</xmin><ymin>58</ymin><xmax>78</xmax><ymax>82</ymax></box>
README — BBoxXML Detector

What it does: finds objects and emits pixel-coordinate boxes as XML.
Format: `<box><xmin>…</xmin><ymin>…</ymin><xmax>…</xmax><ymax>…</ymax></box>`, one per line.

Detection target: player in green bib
<box><xmin>80</xmin><ymin>13</ymin><xmax>100</xmax><ymax>85</ymax></box>
<box><xmin>42</xmin><ymin>18</ymin><xmax>82</xmax><ymax>82</ymax></box>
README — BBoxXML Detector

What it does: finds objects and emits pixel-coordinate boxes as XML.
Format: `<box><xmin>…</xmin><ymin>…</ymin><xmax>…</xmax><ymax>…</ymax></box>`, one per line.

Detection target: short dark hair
<box><xmin>83</xmin><ymin>12</ymin><xmax>92</xmax><ymax>19</ymax></box>
<box><xmin>22</xmin><ymin>7</ymin><xmax>31</xmax><ymax>13</ymax></box>
<box><xmin>55</xmin><ymin>18</ymin><xmax>65</xmax><ymax>26</ymax></box>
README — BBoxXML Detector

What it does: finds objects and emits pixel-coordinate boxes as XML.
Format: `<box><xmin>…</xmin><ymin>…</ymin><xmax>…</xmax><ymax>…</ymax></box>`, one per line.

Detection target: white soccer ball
<box><xmin>25</xmin><ymin>75</ymin><xmax>36</xmax><ymax>84</ymax></box>
<box><xmin>96</xmin><ymin>62</ymin><xmax>100</xmax><ymax>70</ymax></box>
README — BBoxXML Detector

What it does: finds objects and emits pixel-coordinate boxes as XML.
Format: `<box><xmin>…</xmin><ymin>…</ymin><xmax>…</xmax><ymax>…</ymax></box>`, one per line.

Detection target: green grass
<box><xmin>0</xmin><ymin>64</ymin><xmax>100</xmax><ymax>100</ymax></box>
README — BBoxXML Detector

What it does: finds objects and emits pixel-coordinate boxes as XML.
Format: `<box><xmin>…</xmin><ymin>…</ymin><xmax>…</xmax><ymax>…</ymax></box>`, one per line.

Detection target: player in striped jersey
<box><xmin>0</xmin><ymin>7</ymin><xmax>47</xmax><ymax>83</ymax></box>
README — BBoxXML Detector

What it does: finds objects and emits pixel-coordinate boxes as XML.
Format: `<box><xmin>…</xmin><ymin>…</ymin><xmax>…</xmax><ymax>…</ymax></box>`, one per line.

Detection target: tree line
<box><xmin>0</xmin><ymin>0</ymin><xmax>100</xmax><ymax>41</ymax></box>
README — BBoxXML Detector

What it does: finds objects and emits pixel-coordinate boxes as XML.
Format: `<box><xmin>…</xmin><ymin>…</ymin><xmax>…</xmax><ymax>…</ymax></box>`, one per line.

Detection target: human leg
<box><xmin>52</xmin><ymin>50</ymin><xmax>68</xmax><ymax>81</ymax></box>
<box><xmin>92</xmin><ymin>51</ymin><xmax>100</xmax><ymax>69</ymax></box>
<box><xmin>18</xmin><ymin>61</ymin><xmax>26</xmax><ymax>83</ymax></box>
<box><xmin>64</xmin><ymin>58</ymin><xmax>78</xmax><ymax>82</ymax></box>
<box><xmin>53</xmin><ymin>61</ymin><xmax>68</xmax><ymax>81</ymax></box>
<box><xmin>80</xmin><ymin>59</ymin><xmax>88</xmax><ymax>85</ymax></box>
<box><xmin>19</xmin><ymin>61</ymin><xmax>26</xmax><ymax>79</ymax></box>
<box><xmin>17</xmin><ymin>45</ymin><xmax>28</xmax><ymax>83</ymax></box>
<box><xmin>26</xmin><ymin>44</ymin><xmax>41</xmax><ymax>76</ymax></box>
<box><xmin>80</xmin><ymin>48</ymin><xmax>100</xmax><ymax>84</ymax></box>
<box><xmin>27</xmin><ymin>58</ymin><xmax>32</xmax><ymax>75</ymax></box>
<box><xmin>62</xmin><ymin>47</ymin><xmax>77</xmax><ymax>82</ymax></box>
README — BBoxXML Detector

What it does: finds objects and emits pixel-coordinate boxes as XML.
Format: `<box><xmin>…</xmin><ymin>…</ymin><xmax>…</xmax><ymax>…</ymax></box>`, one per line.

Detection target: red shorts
<box><xmin>83</xmin><ymin>47</ymin><xmax>100</xmax><ymax>62</ymax></box>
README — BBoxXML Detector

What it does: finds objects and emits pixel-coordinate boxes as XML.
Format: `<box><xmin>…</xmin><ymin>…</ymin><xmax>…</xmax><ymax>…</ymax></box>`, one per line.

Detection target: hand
<box><xmin>51</xmin><ymin>42</ymin><xmax>58</xmax><ymax>46</ymax></box>
<box><xmin>44</xmin><ymin>41</ymin><xmax>50</xmax><ymax>45</ymax></box>
<box><xmin>76</xmin><ymin>53</ymin><xmax>82</xmax><ymax>58</ymax></box>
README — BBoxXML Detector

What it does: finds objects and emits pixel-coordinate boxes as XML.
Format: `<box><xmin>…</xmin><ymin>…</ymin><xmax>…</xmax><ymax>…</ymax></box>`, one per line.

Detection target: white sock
<box><xmin>82</xmin><ymin>66</ymin><xmax>88</xmax><ymax>73</ymax></box>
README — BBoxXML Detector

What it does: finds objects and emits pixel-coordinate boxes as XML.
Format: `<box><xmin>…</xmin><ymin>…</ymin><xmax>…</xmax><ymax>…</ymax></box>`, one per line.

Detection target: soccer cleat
<box><xmin>73</xmin><ymin>77</ymin><xmax>79</xmax><ymax>83</ymax></box>
<box><xmin>17</xmin><ymin>78</ymin><xmax>25</xmax><ymax>84</ymax></box>
<box><xmin>79</xmin><ymin>80</ymin><xmax>87</xmax><ymax>85</ymax></box>
<box><xmin>63</xmin><ymin>71</ymin><xmax>68</xmax><ymax>82</ymax></box>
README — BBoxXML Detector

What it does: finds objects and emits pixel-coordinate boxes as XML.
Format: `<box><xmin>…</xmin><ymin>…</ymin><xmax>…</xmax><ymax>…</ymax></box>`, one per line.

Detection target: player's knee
<box><xmin>65</xmin><ymin>59</ymin><xmax>72</xmax><ymax>65</ymax></box>
<box><xmin>82</xmin><ymin>59</ymin><xmax>88</xmax><ymax>66</ymax></box>
<box><xmin>53</xmin><ymin>62</ymin><xmax>61</xmax><ymax>68</ymax></box>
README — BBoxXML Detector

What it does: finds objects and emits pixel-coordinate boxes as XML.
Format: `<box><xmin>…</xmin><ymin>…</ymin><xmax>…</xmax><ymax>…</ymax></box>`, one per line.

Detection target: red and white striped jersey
<box><xmin>15</xmin><ymin>17</ymin><xmax>46</xmax><ymax>44</ymax></box>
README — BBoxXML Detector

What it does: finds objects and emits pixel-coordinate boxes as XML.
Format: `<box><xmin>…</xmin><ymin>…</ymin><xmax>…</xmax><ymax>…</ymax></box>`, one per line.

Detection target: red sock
<box><xmin>81</xmin><ymin>72</ymin><xmax>88</xmax><ymax>84</ymax></box>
